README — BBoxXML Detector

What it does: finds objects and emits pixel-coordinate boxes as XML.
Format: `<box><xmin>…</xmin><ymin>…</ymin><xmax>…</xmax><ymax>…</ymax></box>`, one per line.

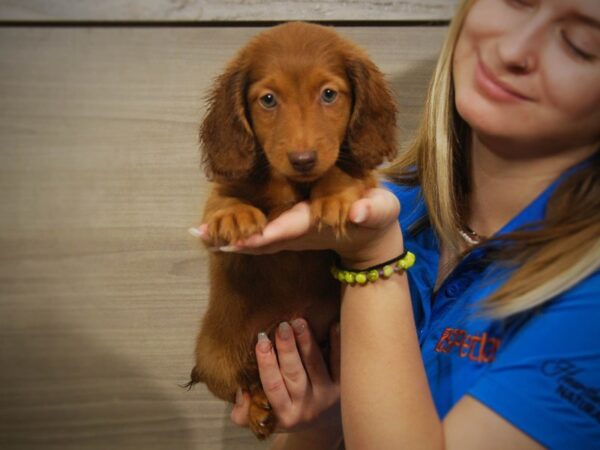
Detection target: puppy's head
<box><xmin>200</xmin><ymin>22</ymin><xmax>397</xmax><ymax>183</ymax></box>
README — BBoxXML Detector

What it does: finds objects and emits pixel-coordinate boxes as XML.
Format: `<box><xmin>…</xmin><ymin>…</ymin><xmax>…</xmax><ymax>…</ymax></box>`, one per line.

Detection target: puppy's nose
<box><xmin>287</xmin><ymin>150</ymin><xmax>317</xmax><ymax>173</ymax></box>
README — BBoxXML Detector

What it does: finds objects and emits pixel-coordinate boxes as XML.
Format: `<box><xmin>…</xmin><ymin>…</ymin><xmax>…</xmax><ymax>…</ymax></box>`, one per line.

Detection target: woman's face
<box><xmin>453</xmin><ymin>0</ymin><xmax>600</xmax><ymax>153</ymax></box>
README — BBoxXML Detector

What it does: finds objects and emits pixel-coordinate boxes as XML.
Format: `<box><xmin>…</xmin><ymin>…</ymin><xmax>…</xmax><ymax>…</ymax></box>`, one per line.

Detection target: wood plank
<box><xmin>0</xmin><ymin>25</ymin><xmax>446</xmax><ymax>449</ymax></box>
<box><xmin>0</xmin><ymin>0</ymin><xmax>458</xmax><ymax>22</ymax></box>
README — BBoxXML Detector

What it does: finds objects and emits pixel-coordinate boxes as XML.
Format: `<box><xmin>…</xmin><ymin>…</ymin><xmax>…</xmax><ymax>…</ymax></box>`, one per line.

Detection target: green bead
<box><xmin>397</xmin><ymin>259</ymin><xmax>407</xmax><ymax>270</ymax></box>
<box><xmin>382</xmin><ymin>265</ymin><xmax>394</xmax><ymax>278</ymax></box>
<box><xmin>405</xmin><ymin>251</ymin><xmax>416</xmax><ymax>268</ymax></box>
<box><xmin>344</xmin><ymin>272</ymin><xmax>355</xmax><ymax>284</ymax></box>
<box><xmin>367</xmin><ymin>270</ymin><xmax>379</xmax><ymax>282</ymax></box>
<box><xmin>355</xmin><ymin>272</ymin><xmax>367</xmax><ymax>285</ymax></box>
<box><xmin>337</xmin><ymin>270</ymin><xmax>346</xmax><ymax>282</ymax></box>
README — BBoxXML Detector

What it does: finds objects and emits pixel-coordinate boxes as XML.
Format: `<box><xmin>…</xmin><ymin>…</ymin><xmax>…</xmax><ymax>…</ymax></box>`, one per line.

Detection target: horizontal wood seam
<box><xmin>0</xmin><ymin>19</ymin><xmax>450</xmax><ymax>28</ymax></box>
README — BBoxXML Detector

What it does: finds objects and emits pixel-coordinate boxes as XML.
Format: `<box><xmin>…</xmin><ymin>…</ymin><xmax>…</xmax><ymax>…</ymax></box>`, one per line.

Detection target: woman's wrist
<box><xmin>339</xmin><ymin>221</ymin><xmax>405</xmax><ymax>271</ymax></box>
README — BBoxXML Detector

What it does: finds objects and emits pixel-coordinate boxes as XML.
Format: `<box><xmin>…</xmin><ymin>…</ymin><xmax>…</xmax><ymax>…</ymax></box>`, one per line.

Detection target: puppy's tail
<box><xmin>180</xmin><ymin>366</ymin><xmax>203</xmax><ymax>391</ymax></box>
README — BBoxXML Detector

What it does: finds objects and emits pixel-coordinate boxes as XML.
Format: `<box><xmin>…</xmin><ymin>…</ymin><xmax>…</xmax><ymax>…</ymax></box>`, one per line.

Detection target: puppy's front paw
<box><xmin>248</xmin><ymin>387</ymin><xmax>276</xmax><ymax>440</ymax></box>
<box><xmin>310</xmin><ymin>193</ymin><xmax>355</xmax><ymax>237</ymax></box>
<box><xmin>206</xmin><ymin>204</ymin><xmax>267</xmax><ymax>245</ymax></box>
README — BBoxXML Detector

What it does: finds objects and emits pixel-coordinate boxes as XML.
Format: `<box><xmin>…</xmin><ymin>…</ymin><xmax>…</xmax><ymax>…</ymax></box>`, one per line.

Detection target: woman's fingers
<box><xmin>290</xmin><ymin>319</ymin><xmax>333</xmax><ymax>389</ymax></box>
<box><xmin>275</xmin><ymin>322</ymin><xmax>309</xmax><ymax>401</ymax></box>
<box><xmin>349</xmin><ymin>188</ymin><xmax>400</xmax><ymax>229</ymax></box>
<box><xmin>235</xmin><ymin>320</ymin><xmax>341</xmax><ymax>432</ymax></box>
<box><xmin>255</xmin><ymin>333</ymin><xmax>292</xmax><ymax>412</ymax></box>
<box><xmin>230</xmin><ymin>388</ymin><xmax>251</xmax><ymax>426</ymax></box>
<box><xmin>241</xmin><ymin>202</ymin><xmax>312</xmax><ymax>248</ymax></box>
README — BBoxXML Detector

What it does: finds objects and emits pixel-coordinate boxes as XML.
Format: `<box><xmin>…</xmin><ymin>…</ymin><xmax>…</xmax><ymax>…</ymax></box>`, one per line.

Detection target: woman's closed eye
<box><xmin>506</xmin><ymin>0</ymin><xmax>536</xmax><ymax>9</ymax></box>
<box><xmin>560</xmin><ymin>29</ymin><xmax>597</xmax><ymax>62</ymax></box>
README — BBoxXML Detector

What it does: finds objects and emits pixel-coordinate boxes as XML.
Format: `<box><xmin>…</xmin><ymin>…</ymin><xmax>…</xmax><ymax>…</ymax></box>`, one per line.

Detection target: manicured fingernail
<box><xmin>235</xmin><ymin>388</ymin><xmax>243</xmax><ymax>405</ymax></box>
<box><xmin>188</xmin><ymin>227</ymin><xmax>204</xmax><ymax>237</ymax></box>
<box><xmin>352</xmin><ymin>206</ymin><xmax>367</xmax><ymax>224</ymax></box>
<box><xmin>219</xmin><ymin>245</ymin><xmax>240</xmax><ymax>252</ymax></box>
<box><xmin>257</xmin><ymin>332</ymin><xmax>271</xmax><ymax>353</ymax></box>
<box><xmin>278</xmin><ymin>322</ymin><xmax>292</xmax><ymax>340</ymax></box>
<box><xmin>290</xmin><ymin>319</ymin><xmax>306</xmax><ymax>335</ymax></box>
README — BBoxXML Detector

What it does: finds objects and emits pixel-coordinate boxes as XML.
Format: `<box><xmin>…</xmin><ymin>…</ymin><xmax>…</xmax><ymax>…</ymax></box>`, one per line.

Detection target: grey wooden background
<box><xmin>0</xmin><ymin>2</ymin><xmax>450</xmax><ymax>449</ymax></box>
<box><xmin>0</xmin><ymin>0</ymin><xmax>457</xmax><ymax>21</ymax></box>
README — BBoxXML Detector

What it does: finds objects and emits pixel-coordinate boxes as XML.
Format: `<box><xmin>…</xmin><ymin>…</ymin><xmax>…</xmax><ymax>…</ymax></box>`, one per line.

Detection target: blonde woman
<box><xmin>193</xmin><ymin>0</ymin><xmax>600</xmax><ymax>447</ymax></box>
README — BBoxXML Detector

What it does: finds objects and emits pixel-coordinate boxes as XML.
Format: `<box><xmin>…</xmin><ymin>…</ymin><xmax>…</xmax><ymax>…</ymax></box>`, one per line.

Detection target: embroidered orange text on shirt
<box><xmin>434</xmin><ymin>327</ymin><xmax>502</xmax><ymax>363</ymax></box>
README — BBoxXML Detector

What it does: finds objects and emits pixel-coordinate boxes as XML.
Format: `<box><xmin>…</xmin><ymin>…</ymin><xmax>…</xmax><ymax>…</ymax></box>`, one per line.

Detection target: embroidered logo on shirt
<box><xmin>434</xmin><ymin>327</ymin><xmax>502</xmax><ymax>363</ymax></box>
<box><xmin>541</xmin><ymin>359</ymin><xmax>600</xmax><ymax>424</ymax></box>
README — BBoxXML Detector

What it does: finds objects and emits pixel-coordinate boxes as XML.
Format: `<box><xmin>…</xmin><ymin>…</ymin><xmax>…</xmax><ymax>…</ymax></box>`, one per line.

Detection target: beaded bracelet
<box><xmin>331</xmin><ymin>251</ymin><xmax>416</xmax><ymax>285</ymax></box>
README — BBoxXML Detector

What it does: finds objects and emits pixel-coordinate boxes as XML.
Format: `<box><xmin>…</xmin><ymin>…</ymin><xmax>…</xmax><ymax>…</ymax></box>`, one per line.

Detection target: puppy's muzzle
<box><xmin>288</xmin><ymin>150</ymin><xmax>317</xmax><ymax>173</ymax></box>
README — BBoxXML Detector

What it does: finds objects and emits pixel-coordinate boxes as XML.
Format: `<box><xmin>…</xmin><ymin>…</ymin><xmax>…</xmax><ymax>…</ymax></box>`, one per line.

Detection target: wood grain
<box><xmin>0</xmin><ymin>0</ymin><xmax>458</xmax><ymax>22</ymax></box>
<box><xmin>0</xmin><ymin>25</ymin><xmax>446</xmax><ymax>449</ymax></box>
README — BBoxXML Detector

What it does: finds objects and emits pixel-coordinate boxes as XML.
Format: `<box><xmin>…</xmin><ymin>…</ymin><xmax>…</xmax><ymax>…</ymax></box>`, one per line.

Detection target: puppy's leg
<box><xmin>203</xmin><ymin>185</ymin><xmax>267</xmax><ymax>246</ymax></box>
<box><xmin>310</xmin><ymin>168</ymin><xmax>377</xmax><ymax>236</ymax></box>
<box><xmin>193</xmin><ymin>333</ymin><xmax>278</xmax><ymax>439</ymax></box>
<box><xmin>190</xmin><ymin>329</ymin><xmax>244</xmax><ymax>402</ymax></box>
<box><xmin>248</xmin><ymin>384</ymin><xmax>277</xmax><ymax>439</ymax></box>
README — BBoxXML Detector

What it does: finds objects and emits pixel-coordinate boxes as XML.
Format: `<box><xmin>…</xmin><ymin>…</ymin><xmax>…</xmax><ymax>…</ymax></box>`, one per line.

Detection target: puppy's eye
<box><xmin>321</xmin><ymin>88</ymin><xmax>338</xmax><ymax>104</ymax></box>
<box><xmin>259</xmin><ymin>93</ymin><xmax>277</xmax><ymax>109</ymax></box>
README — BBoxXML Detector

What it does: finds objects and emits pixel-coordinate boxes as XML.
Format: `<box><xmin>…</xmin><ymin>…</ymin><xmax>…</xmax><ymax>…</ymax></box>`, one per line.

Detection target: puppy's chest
<box><xmin>222</xmin><ymin>251</ymin><xmax>338</xmax><ymax>301</ymax></box>
<box><xmin>219</xmin><ymin>251</ymin><xmax>340</xmax><ymax>341</ymax></box>
<box><xmin>250</xmin><ymin>177</ymin><xmax>312</xmax><ymax>219</ymax></box>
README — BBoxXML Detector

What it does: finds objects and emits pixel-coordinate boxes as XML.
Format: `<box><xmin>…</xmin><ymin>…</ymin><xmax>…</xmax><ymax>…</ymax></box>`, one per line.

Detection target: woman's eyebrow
<box><xmin>569</xmin><ymin>11</ymin><xmax>600</xmax><ymax>30</ymax></box>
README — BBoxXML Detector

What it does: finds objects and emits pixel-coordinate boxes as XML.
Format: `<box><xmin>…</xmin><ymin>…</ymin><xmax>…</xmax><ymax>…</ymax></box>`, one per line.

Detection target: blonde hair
<box><xmin>385</xmin><ymin>0</ymin><xmax>600</xmax><ymax>319</ymax></box>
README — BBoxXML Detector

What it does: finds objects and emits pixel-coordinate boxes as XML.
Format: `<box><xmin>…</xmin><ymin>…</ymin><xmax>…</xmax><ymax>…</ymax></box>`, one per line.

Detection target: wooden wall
<box><xmin>0</xmin><ymin>0</ymin><xmax>457</xmax><ymax>21</ymax></box>
<box><xmin>0</xmin><ymin>2</ymin><xmax>450</xmax><ymax>449</ymax></box>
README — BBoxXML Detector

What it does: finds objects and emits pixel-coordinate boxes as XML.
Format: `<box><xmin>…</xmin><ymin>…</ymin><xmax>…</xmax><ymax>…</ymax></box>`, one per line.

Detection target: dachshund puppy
<box><xmin>188</xmin><ymin>22</ymin><xmax>397</xmax><ymax>439</ymax></box>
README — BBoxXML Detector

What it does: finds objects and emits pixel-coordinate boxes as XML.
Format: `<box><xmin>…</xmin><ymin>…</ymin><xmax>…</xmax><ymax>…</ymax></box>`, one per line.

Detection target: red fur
<box><xmin>189</xmin><ymin>22</ymin><xmax>397</xmax><ymax>439</ymax></box>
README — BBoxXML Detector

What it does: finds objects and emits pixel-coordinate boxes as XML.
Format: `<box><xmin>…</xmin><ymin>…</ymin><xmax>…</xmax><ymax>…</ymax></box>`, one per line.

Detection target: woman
<box><xmin>193</xmin><ymin>0</ymin><xmax>600</xmax><ymax>447</ymax></box>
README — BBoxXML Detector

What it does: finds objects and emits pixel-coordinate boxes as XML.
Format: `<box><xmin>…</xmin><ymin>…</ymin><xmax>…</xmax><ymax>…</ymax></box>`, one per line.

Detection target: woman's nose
<box><xmin>496</xmin><ymin>17</ymin><xmax>544</xmax><ymax>74</ymax></box>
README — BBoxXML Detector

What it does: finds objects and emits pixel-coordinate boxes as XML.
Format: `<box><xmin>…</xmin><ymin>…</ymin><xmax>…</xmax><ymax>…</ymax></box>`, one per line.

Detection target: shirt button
<box><xmin>445</xmin><ymin>282</ymin><xmax>462</xmax><ymax>297</ymax></box>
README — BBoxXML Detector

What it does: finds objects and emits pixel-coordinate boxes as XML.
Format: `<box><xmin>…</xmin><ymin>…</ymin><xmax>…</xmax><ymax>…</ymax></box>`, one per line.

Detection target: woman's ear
<box><xmin>344</xmin><ymin>52</ymin><xmax>398</xmax><ymax>169</ymax></box>
<box><xmin>200</xmin><ymin>58</ymin><xmax>257</xmax><ymax>181</ymax></box>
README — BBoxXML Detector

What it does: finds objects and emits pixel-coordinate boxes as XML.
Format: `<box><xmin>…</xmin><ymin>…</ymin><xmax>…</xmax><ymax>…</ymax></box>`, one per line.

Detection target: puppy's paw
<box><xmin>310</xmin><ymin>194</ymin><xmax>355</xmax><ymax>237</ymax></box>
<box><xmin>206</xmin><ymin>204</ymin><xmax>267</xmax><ymax>245</ymax></box>
<box><xmin>248</xmin><ymin>387</ymin><xmax>276</xmax><ymax>440</ymax></box>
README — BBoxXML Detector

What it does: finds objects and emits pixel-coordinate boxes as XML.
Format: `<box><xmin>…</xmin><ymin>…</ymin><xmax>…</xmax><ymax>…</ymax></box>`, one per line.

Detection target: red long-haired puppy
<box><xmin>188</xmin><ymin>22</ymin><xmax>397</xmax><ymax>439</ymax></box>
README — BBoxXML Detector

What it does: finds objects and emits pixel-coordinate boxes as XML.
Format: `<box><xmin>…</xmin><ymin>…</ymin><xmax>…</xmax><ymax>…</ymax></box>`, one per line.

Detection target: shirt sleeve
<box><xmin>468</xmin><ymin>271</ymin><xmax>600</xmax><ymax>449</ymax></box>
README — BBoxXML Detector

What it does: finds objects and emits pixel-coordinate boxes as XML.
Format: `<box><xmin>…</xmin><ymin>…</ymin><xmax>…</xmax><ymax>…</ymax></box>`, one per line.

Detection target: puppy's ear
<box><xmin>344</xmin><ymin>52</ymin><xmax>398</xmax><ymax>169</ymax></box>
<box><xmin>200</xmin><ymin>58</ymin><xmax>256</xmax><ymax>181</ymax></box>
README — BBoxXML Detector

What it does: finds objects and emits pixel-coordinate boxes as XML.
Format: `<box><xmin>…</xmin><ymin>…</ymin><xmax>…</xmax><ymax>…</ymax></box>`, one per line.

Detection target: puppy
<box><xmin>188</xmin><ymin>22</ymin><xmax>397</xmax><ymax>439</ymax></box>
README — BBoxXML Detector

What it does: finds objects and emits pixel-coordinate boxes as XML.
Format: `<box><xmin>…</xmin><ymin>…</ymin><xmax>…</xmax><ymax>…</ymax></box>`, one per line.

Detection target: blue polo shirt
<box><xmin>385</xmin><ymin>171</ymin><xmax>600</xmax><ymax>449</ymax></box>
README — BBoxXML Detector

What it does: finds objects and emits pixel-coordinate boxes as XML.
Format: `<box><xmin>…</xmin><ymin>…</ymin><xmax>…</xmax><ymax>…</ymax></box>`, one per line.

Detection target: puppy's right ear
<box><xmin>200</xmin><ymin>58</ymin><xmax>256</xmax><ymax>181</ymax></box>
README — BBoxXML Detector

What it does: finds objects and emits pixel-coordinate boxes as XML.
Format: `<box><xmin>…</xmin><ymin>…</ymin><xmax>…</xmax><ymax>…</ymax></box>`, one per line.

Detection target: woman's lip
<box><xmin>475</xmin><ymin>60</ymin><xmax>533</xmax><ymax>102</ymax></box>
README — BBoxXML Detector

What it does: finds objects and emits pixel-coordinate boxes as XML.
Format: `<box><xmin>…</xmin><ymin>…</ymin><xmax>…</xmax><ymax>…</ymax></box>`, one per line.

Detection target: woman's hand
<box><xmin>191</xmin><ymin>187</ymin><xmax>404</xmax><ymax>269</ymax></box>
<box><xmin>230</xmin><ymin>319</ymin><xmax>342</xmax><ymax>434</ymax></box>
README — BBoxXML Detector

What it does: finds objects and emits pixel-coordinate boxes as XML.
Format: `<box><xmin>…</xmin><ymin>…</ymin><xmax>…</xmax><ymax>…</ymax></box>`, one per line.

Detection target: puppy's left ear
<box><xmin>344</xmin><ymin>52</ymin><xmax>398</xmax><ymax>169</ymax></box>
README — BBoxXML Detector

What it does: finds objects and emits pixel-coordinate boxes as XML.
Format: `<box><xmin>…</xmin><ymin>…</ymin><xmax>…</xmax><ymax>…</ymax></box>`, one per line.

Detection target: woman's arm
<box><xmin>330</xmin><ymin>214</ymin><xmax>442</xmax><ymax>449</ymax></box>
<box><xmin>338</xmin><ymin>217</ymin><xmax>542</xmax><ymax>449</ymax></box>
<box><xmin>341</xmin><ymin>270</ymin><xmax>544</xmax><ymax>450</ymax></box>
<box><xmin>340</xmin><ymin>265</ymin><xmax>443</xmax><ymax>449</ymax></box>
